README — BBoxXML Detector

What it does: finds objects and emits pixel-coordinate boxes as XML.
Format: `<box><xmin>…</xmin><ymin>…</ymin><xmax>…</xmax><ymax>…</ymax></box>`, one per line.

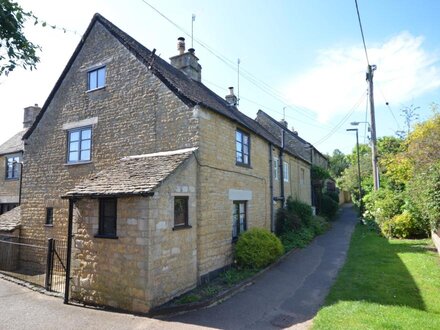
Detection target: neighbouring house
<box><xmin>255</xmin><ymin>110</ymin><xmax>329</xmax><ymax>211</ymax></box>
<box><xmin>18</xmin><ymin>13</ymin><xmax>325</xmax><ymax>312</ymax></box>
<box><xmin>0</xmin><ymin>105</ymin><xmax>40</xmax><ymax>216</ymax></box>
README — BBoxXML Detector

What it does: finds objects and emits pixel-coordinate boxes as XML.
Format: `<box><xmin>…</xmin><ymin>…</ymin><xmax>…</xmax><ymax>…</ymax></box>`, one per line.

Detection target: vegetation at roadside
<box><xmin>335</xmin><ymin>104</ymin><xmax>440</xmax><ymax>238</ymax></box>
<box><xmin>276</xmin><ymin>197</ymin><xmax>331</xmax><ymax>251</ymax></box>
<box><xmin>313</xmin><ymin>224</ymin><xmax>440</xmax><ymax>330</ymax></box>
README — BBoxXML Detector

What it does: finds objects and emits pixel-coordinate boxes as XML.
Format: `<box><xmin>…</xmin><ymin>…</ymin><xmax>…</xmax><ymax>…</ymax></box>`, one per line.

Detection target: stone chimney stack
<box><xmin>170</xmin><ymin>37</ymin><xmax>202</xmax><ymax>81</ymax></box>
<box><xmin>225</xmin><ymin>87</ymin><xmax>238</xmax><ymax>106</ymax></box>
<box><xmin>23</xmin><ymin>104</ymin><xmax>41</xmax><ymax>128</ymax></box>
<box><xmin>279</xmin><ymin>119</ymin><xmax>288</xmax><ymax>128</ymax></box>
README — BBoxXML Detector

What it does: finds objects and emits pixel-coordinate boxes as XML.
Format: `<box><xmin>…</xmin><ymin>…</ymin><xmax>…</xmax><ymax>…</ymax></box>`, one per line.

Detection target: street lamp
<box><xmin>346</xmin><ymin>128</ymin><xmax>362</xmax><ymax>212</ymax></box>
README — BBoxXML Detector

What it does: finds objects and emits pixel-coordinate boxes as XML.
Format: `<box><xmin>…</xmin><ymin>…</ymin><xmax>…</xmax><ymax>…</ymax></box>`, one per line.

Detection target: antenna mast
<box><xmin>237</xmin><ymin>58</ymin><xmax>240</xmax><ymax>106</ymax></box>
<box><xmin>191</xmin><ymin>14</ymin><xmax>196</xmax><ymax>48</ymax></box>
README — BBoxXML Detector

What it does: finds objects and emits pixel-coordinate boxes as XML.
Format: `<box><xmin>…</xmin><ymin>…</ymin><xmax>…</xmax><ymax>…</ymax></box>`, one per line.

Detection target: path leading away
<box><xmin>169</xmin><ymin>204</ymin><xmax>357</xmax><ymax>329</ymax></box>
<box><xmin>0</xmin><ymin>205</ymin><xmax>357</xmax><ymax>330</ymax></box>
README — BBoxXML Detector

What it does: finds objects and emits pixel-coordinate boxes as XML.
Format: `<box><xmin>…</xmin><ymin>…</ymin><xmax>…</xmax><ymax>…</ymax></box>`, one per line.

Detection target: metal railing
<box><xmin>0</xmin><ymin>235</ymin><xmax>67</xmax><ymax>294</ymax></box>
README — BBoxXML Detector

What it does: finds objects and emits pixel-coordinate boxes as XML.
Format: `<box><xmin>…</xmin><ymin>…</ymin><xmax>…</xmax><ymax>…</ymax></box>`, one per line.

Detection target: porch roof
<box><xmin>62</xmin><ymin>148</ymin><xmax>196</xmax><ymax>199</ymax></box>
<box><xmin>0</xmin><ymin>206</ymin><xmax>21</xmax><ymax>232</ymax></box>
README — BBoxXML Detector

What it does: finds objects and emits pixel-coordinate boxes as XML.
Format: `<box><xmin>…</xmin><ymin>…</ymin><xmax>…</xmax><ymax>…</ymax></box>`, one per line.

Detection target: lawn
<box><xmin>313</xmin><ymin>224</ymin><xmax>440</xmax><ymax>330</ymax></box>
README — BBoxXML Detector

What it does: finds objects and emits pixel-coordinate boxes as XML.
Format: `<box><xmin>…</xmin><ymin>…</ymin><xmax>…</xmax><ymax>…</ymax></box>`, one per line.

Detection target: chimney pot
<box><xmin>177</xmin><ymin>37</ymin><xmax>185</xmax><ymax>55</ymax></box>
<box><xmin>225</xmin><ymin>87</ymin><xmax>238</xmax><ymax>106</ymax></box>
<box><xmin>188</xmin><ymin>48</ymin><xmax>195</xmax><ymax>54</ymax></box>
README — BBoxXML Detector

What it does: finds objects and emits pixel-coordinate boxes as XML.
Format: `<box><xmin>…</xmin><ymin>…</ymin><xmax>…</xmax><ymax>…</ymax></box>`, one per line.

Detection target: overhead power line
<box><xmin>313</xmin><ymin>91</ymin><xmax>367</xmax><ymax>145</ymax></box>
<box><xmin>354</xmin><ymin>0</ymin><xmax>370</xmax><ymax>65</ymax></box>
<box><xmin>139</xmin><ymin>0</ymin><xmax>324</xmax><ymax>125</ymax></box>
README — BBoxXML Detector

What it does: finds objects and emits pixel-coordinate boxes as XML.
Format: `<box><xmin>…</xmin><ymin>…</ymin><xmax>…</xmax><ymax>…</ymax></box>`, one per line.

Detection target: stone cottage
<box><xmin>19</xmin><ymin>13</ymin><xmax>323</xmax><ymax>312</ymax></box>
<box><xmin>0</xmin><ymin>105</ymin><xmax>40</xmax><ymax>216</ymax></box>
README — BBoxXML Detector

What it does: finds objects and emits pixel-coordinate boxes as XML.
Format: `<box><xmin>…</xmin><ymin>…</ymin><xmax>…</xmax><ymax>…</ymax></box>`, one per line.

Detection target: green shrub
<box><xmin>275</xmin><ymin>206</ymin><xmax>301</xmax><ymax>235</ymax></box>
<box><xmin>381</xmin><ymin>211</ymin><xmax>427</xmax><ymax>239</ymax></box>
<box><xmin>235</xmin><ymin>228</ymin><xmax>284</xmax><ymax>269</ymax></box>
<box><xmin>286</xmin><ymin>197</ymin><xmax>313</xmax><ymax>226</ymax></box>
<box><xmin>280</xmin><ymin>226</ymin><xmax>315</xmax><ymax>251</ymax></box>
<box><xmin>325</xmin><ymin>191</ymin><xmax>339</xmax><ymax>204</ymax></box>
<box><xmin>310</xmin><ymin>215</ymin><xmax>330</xmax><ymax>235</ymax></box>
<box><xmin>320</xmin><ymin>194</ymin><xmax>339</xmax><ymax>219</ymax></box>
<box><xmin>365</xmin><ymin>189</ymin><xmax>404</xmax><ymax>225</ymax></box>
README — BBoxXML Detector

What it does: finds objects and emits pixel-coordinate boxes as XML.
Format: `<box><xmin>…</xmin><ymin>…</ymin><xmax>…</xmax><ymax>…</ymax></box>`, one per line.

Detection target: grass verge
<box><xmin>313</xmin><ymin>224</ymin><xmax>440</xmax><ymax>330</ymax></box>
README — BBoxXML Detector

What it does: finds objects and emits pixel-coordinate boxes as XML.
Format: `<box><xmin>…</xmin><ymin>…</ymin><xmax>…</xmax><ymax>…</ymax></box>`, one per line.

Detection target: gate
<box><xmin>0</xmin><ymin>236</ymin><xmax>67</xmax><ymax>294</ymax></box>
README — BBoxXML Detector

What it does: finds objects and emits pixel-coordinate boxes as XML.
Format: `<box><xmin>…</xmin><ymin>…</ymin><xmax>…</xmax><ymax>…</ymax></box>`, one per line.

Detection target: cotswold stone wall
<box><xmin>0</xmin><ymin>154</ymin><xmax>20</xmax><ymax>204</ymax></box>
<box><xmin>20</xmin><ymin>21</ymin><xmax>199</xmax><ymax>243</ymax></box>
<box><xmin>196</xmin><ymin>108</ymin><xmax>271</xmax><ymax>277</ymax></box>
<box><xmin>71</xmin><ymin>157</ymin><xmax>197</xmax><ymax>312</ymax></box>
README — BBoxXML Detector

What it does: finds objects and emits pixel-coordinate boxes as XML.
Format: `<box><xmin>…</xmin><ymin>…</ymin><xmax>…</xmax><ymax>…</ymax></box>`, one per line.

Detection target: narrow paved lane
<box><xmin>0</xmin><ymin>205</ymin><xmax>357</xmax><ymax>330</ymax></box>
<box><xmin>168</xmin><ymin>204</ymin><xmax>357</xmax><ymax>329</ymax></box>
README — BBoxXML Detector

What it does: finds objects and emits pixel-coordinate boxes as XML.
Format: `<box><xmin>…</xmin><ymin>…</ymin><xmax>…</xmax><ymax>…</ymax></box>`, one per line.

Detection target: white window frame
<box><xmin>283</xmin><ymin>161</ymin><xmax>289</xmax><ymax>182</ymax></box>
<box><xmin>273</xmin><ymin>157</ymin><xmax>279</xmax><ymax>180</ymax></box>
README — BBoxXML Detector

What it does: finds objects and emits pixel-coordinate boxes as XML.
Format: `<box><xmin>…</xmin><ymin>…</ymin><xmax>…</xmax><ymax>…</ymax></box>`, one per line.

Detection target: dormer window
<box><xmin>88</xmin><ymin>66</ymin><xmax>106</xmax><ymax>91</ymax></box>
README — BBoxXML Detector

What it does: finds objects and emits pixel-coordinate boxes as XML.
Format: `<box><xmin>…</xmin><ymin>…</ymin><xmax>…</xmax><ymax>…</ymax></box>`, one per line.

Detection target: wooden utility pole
<box><xmin>367</xmin><ymin>64</ymin><xmax>379</xmax><ymax>190</ymax></box>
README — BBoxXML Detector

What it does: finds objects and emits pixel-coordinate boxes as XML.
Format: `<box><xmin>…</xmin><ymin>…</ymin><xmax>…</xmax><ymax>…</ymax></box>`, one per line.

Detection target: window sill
<box><xmin>235</xmin><ymin>162</ymin><xmax>252</xmax><ymax>169</ymax></box>
<box><xmin>172</xmin><ymin>225</ymin><xmax>192</xmax><ymax>231</ymax></box>
<box><xmin>5</xmin><ymin>177</ymin><xmax>20</xmax><ymax>181</ymax></box>
<box><xmin>64</xmin><ymin>161</ymin><xmax>93</xmax><ymax>166</ymax></box>
<box><xmin>86</xmin><ymin>86</ymin><xmax>106</xmax><ymax>93</ymax></box>
<box><xmin>94</xmin><ymin>234</ymin><xmax>118</xmax><ymax>239</ymax></box>
<box><xmin>44</xmin><ymin>224</ymin><xmax>54</xmax><ymax>228</ymax></box>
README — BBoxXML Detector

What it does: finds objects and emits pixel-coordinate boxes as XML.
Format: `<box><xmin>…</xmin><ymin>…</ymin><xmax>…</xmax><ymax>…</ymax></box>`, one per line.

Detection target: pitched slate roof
<box><xmin>257</xmin><ymin>110</ymin><xmax>328</xmax><ymax>162</ymax></box>
<box><xmin>23</xmin><ymin>13</ymin><xmax>280</xmax><ymax>148</ymax></box>
<box><xmin>0</xmin><ymin>129</ymin><xmax>26</xmax><ymax>155</ymax></box>
<box><xmin>0</xmin><ymin>206</ymin><xmax>21</xmax><ymax>232</ymax></box>
<box><xmin>63</xmin><ymin>148</ymin><xmax>196</xmax><ymax>198</ymax></box>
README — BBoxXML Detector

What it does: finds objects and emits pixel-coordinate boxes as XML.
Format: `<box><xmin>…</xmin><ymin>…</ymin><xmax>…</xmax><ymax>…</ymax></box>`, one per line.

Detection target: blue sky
<box><xmin>1</xmin><ymin>0</ymin><xmax>440</xmax><ymax>154</ymax></box>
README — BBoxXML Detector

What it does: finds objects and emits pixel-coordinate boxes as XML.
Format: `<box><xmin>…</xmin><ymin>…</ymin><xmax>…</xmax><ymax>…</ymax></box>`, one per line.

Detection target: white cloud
<box><xmin>283</xmin><ymin>32</ymin><xmax>440</xmax><ymax>122</ymax></box>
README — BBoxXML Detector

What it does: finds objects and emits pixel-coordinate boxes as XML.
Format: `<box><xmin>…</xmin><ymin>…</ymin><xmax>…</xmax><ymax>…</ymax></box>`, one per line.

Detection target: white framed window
<box><xmin>273</xmin><ymin>157</ymin><xmax>279</xmax><ymax>180</ymax></box>
<box><xmin>283</xmin><ymin>161</ymin><xmax>289</xmax><ymax>182</ymax></box>
<box><xmin>88</xmin><ymin>66</ymin><xmax>106</xmax><ymax>91</ymax></box>
<box><xmin>67</xmin><ymin>127</ymin><xmax>92</xmax><ymax>163</ymax></box>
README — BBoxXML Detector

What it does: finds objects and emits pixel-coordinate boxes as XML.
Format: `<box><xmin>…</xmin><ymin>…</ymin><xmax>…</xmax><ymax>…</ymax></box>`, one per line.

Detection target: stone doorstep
<box><xmin>148</xmin><ymin>246</ymin><xmax>301</xmax><ymax>318</ymax></box>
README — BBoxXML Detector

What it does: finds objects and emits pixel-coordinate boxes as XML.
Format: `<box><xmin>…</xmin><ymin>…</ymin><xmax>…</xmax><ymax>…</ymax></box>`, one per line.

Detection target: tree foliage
<box><xmin>328</xmin><ymin>149</ymin><xmax>349</xmax><ymax>178</ymax></box>
<box><xmin>0</xmin><ymin>0</ymin><xmax>40</xmax><ymax>75</ymax></box>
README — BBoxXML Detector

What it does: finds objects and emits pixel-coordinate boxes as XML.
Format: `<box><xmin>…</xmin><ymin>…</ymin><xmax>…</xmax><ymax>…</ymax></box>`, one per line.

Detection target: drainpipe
<box><xmin>279</xmin><ymin>129</ymin><xmax>285</xmax><ymax>206</ymax></box>
<box><xmin>64</xmin><ymin>198</ymin><xmax>74</xmax><ymax>304</ymax></box>
<box><xmin>269</xmin><ymin>143</ymin><xmax>274</xmax><ymax>232</ymax></box>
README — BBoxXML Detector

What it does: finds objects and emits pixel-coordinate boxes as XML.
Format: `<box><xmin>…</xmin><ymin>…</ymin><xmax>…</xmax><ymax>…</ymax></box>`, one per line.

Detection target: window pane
<box><xmin>97</xmin><ymin>67</ymin><xmax>106</xmax><ymax>87</ymax></box>
<box><xmin>236</xmin><ymin>151</ymin><xmax>243</xmax><ymax>163</ymax></box>
<box><xmin>100</xmin><ymin>199</ymin><xmax>117</xmax><ymax>236</ymax></box>
<box><xmin>236</xmin><ymin>141</ymin><xmax>242</xmax><ymax>152</ymax></box>
<box><xmin>81</xmin><ymin>140</ymin><xmax>91</xmax><ymax>150</ymax></box>
<box><xmin>243</xmin><ymin>134</ymin><xmax>248</xmax><ymax>145</ymax></box>
<box><xmin>82</xmin><ymin>129</ymin><xmax>91</xmax><ymax>140</ymax></box>
<box><xmin>243</xmin><ymin>154</ymin><xmax>249</xmax><ymax>164</ymax></box>
<box><xmin>80</xmin><ymin>150</ymin><xmax>91</xmax><ymax>161</ymax></box>
<box><xmin>243</xmin><ymin>145</ymin><xmax>249</xmax><ymax>155</ymax></box>
<box><xmin>69</xmin><ymin>141</ymin><xmax>79</xmax><ymax>152</ymax></box>
<box><xmin>174</xmin><ymin>197</ymin><xmax>188</xmax><ymax>226</ymax></box>
<box><xmin>69</xmin><ymin>151</ymin><xmax>79</xmax><ymax>162</ymax></box>
<box><xmin>236</xmin><ymin>131</ymin><xmax>242</xmax><ymax>142</ymax></box>
<box><xmin>88</xmin><ymin>71</ymin><xmax>97</xmax><ymax>89</ymax></box>
<box><xmin>70</xmin><ymin>131</ymin><xmax>80</xmax><ymax>142</ymax></box>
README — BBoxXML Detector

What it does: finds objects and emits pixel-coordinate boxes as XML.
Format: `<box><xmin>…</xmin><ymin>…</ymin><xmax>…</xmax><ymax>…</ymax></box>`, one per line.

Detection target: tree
<box><xmin>0</xmin><ymin>0</ymin><xmax>40</xmax><ymax>76</ymax></box>
<box><xmin>396</xmin><ymin>104</ymin><xmax>419</xmax><ymax>138</ymax></box>
<box><xmin>327</xmin><ymin>149</ymin><xmax>349</xmax><ymax>178</ymax></box>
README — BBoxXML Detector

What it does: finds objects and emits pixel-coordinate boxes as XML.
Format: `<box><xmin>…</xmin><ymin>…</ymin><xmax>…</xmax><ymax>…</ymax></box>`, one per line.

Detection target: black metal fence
<box><xmin>0</xmin><ymin>235</ymin><xmax>67</xmax><ymax>294</ymax></box>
